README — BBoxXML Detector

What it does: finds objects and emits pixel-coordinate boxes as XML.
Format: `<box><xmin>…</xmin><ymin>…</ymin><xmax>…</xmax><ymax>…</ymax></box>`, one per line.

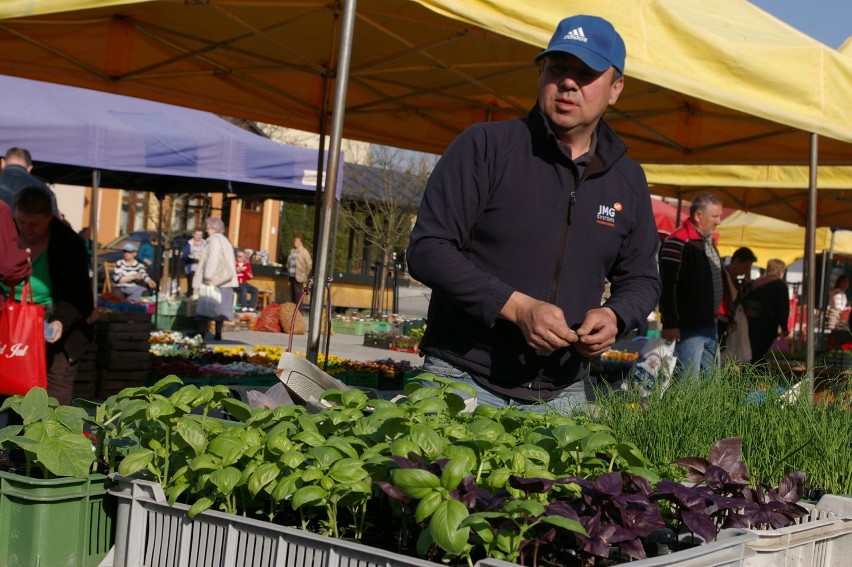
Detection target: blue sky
<box><xmin>750</xmin><ymin>0</ymin><xmax>850</xmax><ymax>48</ymax></box>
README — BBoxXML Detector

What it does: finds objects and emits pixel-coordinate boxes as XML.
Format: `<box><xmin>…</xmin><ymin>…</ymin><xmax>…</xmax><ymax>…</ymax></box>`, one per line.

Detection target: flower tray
<box><xmin>389</xmin><ymin>346</ymin><xmax>419</xmax><ymax>354</ymax></box>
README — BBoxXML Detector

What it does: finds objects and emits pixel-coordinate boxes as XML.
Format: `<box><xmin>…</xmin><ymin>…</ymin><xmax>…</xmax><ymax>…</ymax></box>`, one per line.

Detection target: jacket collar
<box><xmin>528</xmin><ymin>104</ymin><xmax>628</xmax><ymax>171</ymax></box>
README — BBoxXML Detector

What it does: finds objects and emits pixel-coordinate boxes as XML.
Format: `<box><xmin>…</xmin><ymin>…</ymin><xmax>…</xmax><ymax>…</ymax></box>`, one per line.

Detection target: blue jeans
<box><xmin>674</xmin><ymin>325</ymin><xmax>718</xmax><ymax>379</ymax></box>
<box><xmin>236</xmin><ymin>282</ymin><xmax>258</xmax><ymax>309</ymax></box>
<box><xmin>421</xmin><ymin>356</ymin><xmax>587</xmax><ymax>415</ymax></box>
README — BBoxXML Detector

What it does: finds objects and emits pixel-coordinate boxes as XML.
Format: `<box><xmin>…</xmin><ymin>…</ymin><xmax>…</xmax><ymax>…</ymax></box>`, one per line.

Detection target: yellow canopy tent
<box><xmin>644</xmin><ymin>165</ymin><xmax>852</xmax><ymax>229</ymax></box>
<box><xmin>716</xmin><ymin>211</ymin><xmax>852</xmax><ymax>267</ymax></box>
<box><xmin>1</xmin><ymin>0</ymin><xmax>852</xmax><ymax>161</ymax></box>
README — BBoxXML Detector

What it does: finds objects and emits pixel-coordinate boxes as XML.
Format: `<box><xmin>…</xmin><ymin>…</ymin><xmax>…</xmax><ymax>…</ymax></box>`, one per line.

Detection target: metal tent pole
<box><xmin>804</xmin><ymin>134</ymin><xmax>818</xmax><ymax>396</ymax></box>
<box><xmin>306</xmin><ymin>0</ymin><xmax>357</xmax><ymax>363</ymax></box>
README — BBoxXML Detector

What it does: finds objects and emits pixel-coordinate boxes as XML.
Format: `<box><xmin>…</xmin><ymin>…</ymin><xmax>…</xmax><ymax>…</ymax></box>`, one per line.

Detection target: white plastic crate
<box><xmin>743</xmin><ymin>497</ymin><xmax>852</xmax><ymax>567</ymax></box>
<box><xmin>103</xmin><ymin>477</ymin><xmax>440</xmax><ymax>567</ymax></box>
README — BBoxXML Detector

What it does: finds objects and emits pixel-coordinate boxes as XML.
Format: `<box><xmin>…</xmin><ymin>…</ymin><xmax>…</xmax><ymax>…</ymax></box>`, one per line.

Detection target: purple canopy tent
<box><xmin>0</xmin><ymin>74</ymin><xmax>342</xmax><ymax>299</ymax></box>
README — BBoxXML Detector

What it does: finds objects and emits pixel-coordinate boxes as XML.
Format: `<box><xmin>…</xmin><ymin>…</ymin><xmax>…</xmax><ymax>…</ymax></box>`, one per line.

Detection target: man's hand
<box><xmin>574</xmin><ymin>307</ymin><xmax>619</xmax><ymax>357</ymax></box>
<box><xmin>500</xmin><ymin>292</ymin><xmax>577</xmax><ymax>354</ymax></box>
<box><xmin>661</xmin><ymin>328</ymin><xmax>680</xmax><ymax>342</ymax></box>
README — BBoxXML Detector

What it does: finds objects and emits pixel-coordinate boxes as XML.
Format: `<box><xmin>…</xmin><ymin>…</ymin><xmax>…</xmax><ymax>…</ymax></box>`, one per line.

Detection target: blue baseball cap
<box><xmin>535</xmin><ymin>15</ymin><xmax>626</xmax><ymax>74</ymax></box>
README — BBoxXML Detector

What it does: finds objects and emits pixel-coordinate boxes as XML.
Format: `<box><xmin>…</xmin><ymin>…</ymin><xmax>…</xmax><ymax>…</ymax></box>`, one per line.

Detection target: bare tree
<box><xmin>337</xmin><ymin>146</ymin><xmax>436</xmax><ymax>313</ymax></box>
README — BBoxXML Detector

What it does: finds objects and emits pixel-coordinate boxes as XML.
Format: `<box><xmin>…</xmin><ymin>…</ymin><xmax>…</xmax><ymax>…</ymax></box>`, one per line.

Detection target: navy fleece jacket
<box><xmin>407</xmin><ymin>107</ymin><xmax>660</xmax><ymax>400</ymax></box>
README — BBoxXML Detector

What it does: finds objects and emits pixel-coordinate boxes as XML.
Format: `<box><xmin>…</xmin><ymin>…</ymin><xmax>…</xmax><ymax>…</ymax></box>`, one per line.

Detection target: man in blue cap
<box><xmin>407</xmin><ymin>15</ymin><xmax>660</xmax><ymax>413</ymax></box>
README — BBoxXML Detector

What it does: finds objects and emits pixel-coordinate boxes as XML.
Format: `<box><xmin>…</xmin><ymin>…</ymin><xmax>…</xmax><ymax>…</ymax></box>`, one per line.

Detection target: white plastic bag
<box><xmin>722</xmin><ymin>306</ymin><xmax>752</xmax><ymax>363</ymax></box>
<box><xmin>624</xmin><ymin>337</ymin><xmax>675</xmax><ymax>398</ymax></box>
<box><xmin>196</xmin><ymin>284</ymin><xmax>222</xmax><ymax>318</ymax></box>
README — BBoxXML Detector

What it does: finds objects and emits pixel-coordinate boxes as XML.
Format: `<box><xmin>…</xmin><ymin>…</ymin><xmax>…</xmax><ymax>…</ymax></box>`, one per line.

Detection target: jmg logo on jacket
<box><xmin>596</xmin><ymin>202</ymin><xmax>621</xmax><ymax>227</ymax></box>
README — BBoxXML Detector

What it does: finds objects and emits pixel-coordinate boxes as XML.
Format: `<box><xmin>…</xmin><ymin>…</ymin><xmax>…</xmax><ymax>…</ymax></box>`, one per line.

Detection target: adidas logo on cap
<box><xmin>562</xmin><ymin>27</ymin><xmax>588</xmax><ymax>43</ymax></box>
<box><xmin>535</xmin><ymin>15</ymin><xmax>626</xmax><ymax>73</ymax></box>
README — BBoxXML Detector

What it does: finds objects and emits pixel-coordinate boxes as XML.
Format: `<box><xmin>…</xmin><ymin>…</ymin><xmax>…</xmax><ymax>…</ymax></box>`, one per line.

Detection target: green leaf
<box><xmin>146</xmin><ymin>399</ymin><xmax>176</xmax><ymax>421</ymax></box>
<box><xmin>35</xmin><ymin>433</ymin><xmax>96</xmax><ymax>477</ymax></box>
<box><xmin>324</xmin><ymin>436</ymin><xmax>359</xmax><ymax>459</ymax></box>
<box><xmin>118</xmin><ymin>448</ymin><xmax>154</xmax><ymax>477</ymax></box>
<box><xmin>265</xmin><ymin>432</ymin><xmax>293</xmax><ymax>455</ymax></box>
<box><xmin>19</xmin><ymin>387</ymin><xmax>50</xmax><ymax>424</ymax></box>
<box><xmin>272</xmin><ymin>473</ymin><xmax>301</xmax><ymax>501</ymax></box>
<box><xmin>429</xmin><ymin>499</ymin><xmax>469</xmax><ymax>556</ymax></box>
<box><xmin>514</xmin><ymin>444</ymin><xmax>551</xmax><ymax>468</ymax></box>
<box><xmin>328</xmin><ymin>458</ymin><xmax>367</xmax><ymax>483</ymax></box>
<box><xmin>410</xmin><ymin>424</ymin><xmax>447</xmax><ymax>458</ymax></box>
<box><xmin>207</xmin><ymin>435</ymin><xmax>245</xmax><ymax>465</ymax></box>
<box><xmin>175</xmin><ymin>419</ymin><xmax>207</xmax><ymax>456</ymax></box>
<box><xmin>280</xmin><ymin>450</ymin><xmax>306</xmax><ymax>469</ymax></box>
<box><xmin>389</xmin><ymin>438</ymin><xmax>421</xmax><ymax>458</ymax></box>
<box><xmin>581</xmin><ymin>432</ymin><xmax>617</xmax><ymax>453</ymax></box>
<box><xmin>540</xmin><ymin>515</ymin><xmax>588</xmax><ymax>536</ymax></box>
<box><xmin>615</xmin><ymin>443</ymin><xmax>649</xmax><ymax>467</ymax></box>
<box><xmin>169</xmin><ymin>385</ymin><xmax>200</xmax><ymax>409</ymax></box>
<box><xmin>209</xmin><ymin>466</ymin><xmax>241</xmax><ymax>496</ymax></box>
<box><xmin>248</xmin><ymin>462</ymin><xmax>280</xmax><ymax>496</ymax></box>
<box><xmin>413</xmin><ymin>397</ymin><xmax>449</xmax><ymax>415</ymax></box>
<box><xmin>149</xmin><ymin>375</ymin><xmax>184</xmax><ymax>394</ymax></box>
<box><xmin>415</xmin><ymin>491</ymin><xmax>443</xmax><ymax>523</ymax></box>
<box><xmin>188</xmin><ymin>496</ymin><xmax>214</xmax><ymax>518</ymax></box>
<box><xmin>189</xmin><ymin>453</ymin><xmax>222</xmax><ymax>471</ymax></box>
<box><xmin>293</xmin><ymin>430</ymin><xmax>326</xmax><ymax>447</ymax></box>
<box><xmin>308</xmin><ymin>446</ymin><xmax>343</xmax><ymax>469</ymax></box>
<box><xmin>52</xmin><ymin>406</ymin><xmax>87</xmax><ymax>433</ymax></box>
<box><xmin>503</xmin><ymin>499</ymin><xmax>545</xmax><ymax>517</ymax></box>
<box><xmin>552</xmin><ymin>424</ymin><xmax>591</xmax><ymax>446</ymax></box>
<box><xmin>389</xmin><ymin>468</ymin><xmax>441</xmax><ymax>500</ymax></box>
<box><xmin>220</xmin><ymin>398</ymin><xmax>254</xmax><ymax>422</ymax></box>
<box><xmin>416</xmin><ymin>526</ymin><xmax>434</xmax><ymax>558</ymax></box>
<box><xmin>467</xmin><ymin>419</ymin><xmax>505</xmax><ymax>441</ymax></box>
<box><xmin>292</xmin><ymin>485</ymin><xmax>328</xmax><ymax>509</ymax></box>
<box><xmin>441</xmin><ymin>458</ymin><xmax>469</xmax><ymax>491</ymax></box>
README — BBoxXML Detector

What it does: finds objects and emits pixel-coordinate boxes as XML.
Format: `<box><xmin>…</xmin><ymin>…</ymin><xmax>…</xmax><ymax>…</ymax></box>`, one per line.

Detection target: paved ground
<box><xmin>206</xmin><ymin>283</ymin><xmax>431</xmax><ymax>367</ymax></box>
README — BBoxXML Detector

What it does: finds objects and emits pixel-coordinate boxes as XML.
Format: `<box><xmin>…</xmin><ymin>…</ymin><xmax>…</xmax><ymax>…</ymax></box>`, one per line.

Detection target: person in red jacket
<box><xmin>659</xmin><ymin>192</ymin><xmax>725</xmax><ymax>378</ymax></box>
<box><xmin>235</xmin><ymin>249</ymin><xmax>258</xmax><ymax>312</ymax></box>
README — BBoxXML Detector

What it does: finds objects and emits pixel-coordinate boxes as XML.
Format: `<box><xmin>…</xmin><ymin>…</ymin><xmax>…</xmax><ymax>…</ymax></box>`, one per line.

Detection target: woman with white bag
<box><xmin>719</xmin><ymin>247</ymin><xmax>757</xmax><ymax>364</ymax></box>
<box><xmin>193</xmin><ymin>217</ymin><xmax>237</xmax><ymax>341</ymax></box>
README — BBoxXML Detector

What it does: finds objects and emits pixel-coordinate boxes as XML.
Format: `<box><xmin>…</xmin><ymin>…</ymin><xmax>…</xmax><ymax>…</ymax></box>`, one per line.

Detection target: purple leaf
<box><xmin>509</xmin><ymin>476</ymin><xmax>555</xmax><ymax>494</ymax></box>
<box><xmin>594</xmin><ymin>471</ymin><xmax>625</xmax><ymax>496</ymax></box>
<box><xmin>776</xmin><ymin>472</ymin><xmax>805</xmax><ymax>503</ymax></box>
<box><xmin>673</xmin><ymin>457</ymin><xmax>711</xmax><ymax>483</ymax></box>
<box><xmin>619</xmin><ymin>538</ymin><xmax>647</xmax><ymax>560</ymax></box>
<box><xmin>375</xmin><ymin>480</ymin><xmax>406</xmax><ymax>501</ymax></box>
<box><xmin>545</xmin><ymin>500</ymin><xmax>581</xmax><ymax>522</ymax></box>
<box><xmin>681</xmin><ymin>509</ymin><xmax>719</xmax><ymax>542</ymax></box>
<box><xmin>708</xmin><ymin>437</ymin><xmax>743</xmax><ymax>469</ymax></box>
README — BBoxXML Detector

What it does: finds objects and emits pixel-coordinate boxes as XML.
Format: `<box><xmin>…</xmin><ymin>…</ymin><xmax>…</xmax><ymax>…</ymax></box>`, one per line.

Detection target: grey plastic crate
<box><xmin>103</xmin><ymin>476</ymin><xmax>440</xmax><ymax>567</ymax></box>
<box><xmin>476</xmin><ymin>529</ymin><xmax>757</xmax><ymax>567</ymax></box>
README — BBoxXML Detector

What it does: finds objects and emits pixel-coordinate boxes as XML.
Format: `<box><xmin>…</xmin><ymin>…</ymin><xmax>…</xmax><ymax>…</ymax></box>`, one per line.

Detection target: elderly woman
<box><xmin>5</xmin><ymin>186</ymin><xmax>93</xmax><ymax>404</ymax></box>
<box><xmin>193</xmin><ymin>217</ymin><xmax>237</xmax><ymax>341</ymax></box>
<box><xmin>743</xmin><ymin>258</ymin><xmax>790</xmax><ymax>363</ymax></box>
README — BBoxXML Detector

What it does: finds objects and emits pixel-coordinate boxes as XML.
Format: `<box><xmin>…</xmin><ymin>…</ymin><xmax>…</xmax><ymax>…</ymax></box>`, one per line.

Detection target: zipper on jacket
<box><xmin>547</xmin><ymin>182</ymin><xmax>580</xmax><ymax>303</ymax></box>
<box><xmin>567</xmin><ymin>191</ymin><xmax>577</xmax><ymax>225</ymax></box>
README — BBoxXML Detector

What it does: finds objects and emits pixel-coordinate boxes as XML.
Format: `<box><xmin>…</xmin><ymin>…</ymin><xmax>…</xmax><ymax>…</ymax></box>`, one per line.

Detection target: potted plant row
<box><xmin>84</xmin><ymin>375</ymin><xmax>845</xmax><ymax>567</ymax></box>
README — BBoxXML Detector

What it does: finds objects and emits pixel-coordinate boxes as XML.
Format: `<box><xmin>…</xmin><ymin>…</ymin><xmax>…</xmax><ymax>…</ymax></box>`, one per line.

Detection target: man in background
<box><xmin>659</xmin><ymin>192</ymin><xmax>725</xmax><ymax>377</ymax></box>
<box><xmin>0</xmin><ymin>147</ymin><xmax>59</xmax><ymax>216</ymax></box>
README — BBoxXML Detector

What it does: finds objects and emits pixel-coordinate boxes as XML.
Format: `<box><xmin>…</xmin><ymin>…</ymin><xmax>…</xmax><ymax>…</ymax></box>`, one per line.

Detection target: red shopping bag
<box><xmin>0</xmin><ymin>281</ymin><xmax>47</xmax><ymax>396</ymax></box>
